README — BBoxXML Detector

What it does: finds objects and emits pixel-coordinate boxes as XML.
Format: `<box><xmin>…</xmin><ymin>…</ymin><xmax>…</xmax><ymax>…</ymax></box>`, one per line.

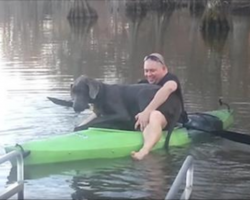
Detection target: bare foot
<box><xmin>131</xmin><ymin>149</ymin><xmax>149</xmax><ymax>160</ymax></box>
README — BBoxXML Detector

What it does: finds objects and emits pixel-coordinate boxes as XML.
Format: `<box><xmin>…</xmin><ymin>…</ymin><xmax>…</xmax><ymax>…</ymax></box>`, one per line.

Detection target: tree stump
<box><xmin>67</xmin><ymin>0</ymin><xmax>98</xmax><ymax>20</ymax></box>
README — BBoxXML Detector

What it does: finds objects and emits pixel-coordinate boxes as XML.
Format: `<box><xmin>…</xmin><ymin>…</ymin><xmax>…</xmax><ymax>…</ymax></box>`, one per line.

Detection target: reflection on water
<box><xmin>0</xmin><ymin>0</ymin><xmax>250</xmax><ymax>199</ymax></box>
<box><xmin>8</xmin><ymin>148</ymin><xmax>190</xmax><ymax>199</ymax></box>
<box><xmin>191</xmin><ymin>141</ymin><xmax>250</xmax><ymax>199</ymax></box>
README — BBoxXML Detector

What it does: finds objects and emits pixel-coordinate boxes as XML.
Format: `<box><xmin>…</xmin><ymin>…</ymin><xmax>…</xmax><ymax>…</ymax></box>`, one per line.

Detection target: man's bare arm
<box><xmin>144</xmin><ymin>80</ymin><xmax>177</xmax><ymax>112</ymax></box>
<box><xmin>134</xmin><ymin>80</ymin><xmax>178</xmax><ymax>130</ymax></box>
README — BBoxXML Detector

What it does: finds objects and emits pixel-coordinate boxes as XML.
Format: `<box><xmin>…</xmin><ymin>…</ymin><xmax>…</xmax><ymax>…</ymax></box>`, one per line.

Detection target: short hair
<box><xmin>144</xmin><ymin>53</ymin><xmax>166</xmax><ymax>66</ymax></box>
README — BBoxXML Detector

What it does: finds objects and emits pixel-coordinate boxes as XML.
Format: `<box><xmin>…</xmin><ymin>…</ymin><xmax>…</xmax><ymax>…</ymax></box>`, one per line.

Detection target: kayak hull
<box><xmin>4</xmin><ymin>109</ymin><xmax>233</xmax><ymax>166</ymax></box>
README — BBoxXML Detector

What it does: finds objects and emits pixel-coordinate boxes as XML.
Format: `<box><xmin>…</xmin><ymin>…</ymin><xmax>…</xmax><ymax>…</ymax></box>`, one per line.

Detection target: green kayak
<box><xmin>5</xmin><ymin>108</ymin><xmax>233</xmax><ymax>166</ymax></box>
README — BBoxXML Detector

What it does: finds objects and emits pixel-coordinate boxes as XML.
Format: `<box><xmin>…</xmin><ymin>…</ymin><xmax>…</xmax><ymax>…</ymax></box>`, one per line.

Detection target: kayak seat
<box><xmin>184</xmin><ymin>113</ymin><xmax>223</xmax><ymax>132</ymax></box>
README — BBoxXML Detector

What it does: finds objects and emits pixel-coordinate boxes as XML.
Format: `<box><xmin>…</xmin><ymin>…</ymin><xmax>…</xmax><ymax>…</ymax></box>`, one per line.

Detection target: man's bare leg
<box><xmin>131</xmin><ymin>111</ymin><xmax>167</xmax><ymax>160</ymax></box>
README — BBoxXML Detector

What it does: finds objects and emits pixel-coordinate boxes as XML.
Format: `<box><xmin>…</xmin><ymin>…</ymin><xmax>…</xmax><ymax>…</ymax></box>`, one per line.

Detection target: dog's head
<box><xmin>70</xmin><ymin>75</ymin><xmax>101</xmax><ymax>112</ymax></box>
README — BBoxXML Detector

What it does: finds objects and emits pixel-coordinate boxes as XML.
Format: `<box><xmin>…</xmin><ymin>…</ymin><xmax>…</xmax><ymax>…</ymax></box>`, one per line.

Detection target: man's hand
<box><xmin>134</xmin><ymin>110</ymin><xmax>152</xmax><ymax>131</ymax></box>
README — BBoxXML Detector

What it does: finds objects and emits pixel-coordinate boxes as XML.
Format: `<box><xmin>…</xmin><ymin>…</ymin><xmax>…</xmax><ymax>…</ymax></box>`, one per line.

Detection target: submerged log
<box><xmin>231</xmin><ymin>1</ymin><xmax>250</xmax><ymax>15</ymax></box>
<box><xmin>125</xmin><ymin>0</ymin><xmax>180</xmax><ymax>24</ymax></box>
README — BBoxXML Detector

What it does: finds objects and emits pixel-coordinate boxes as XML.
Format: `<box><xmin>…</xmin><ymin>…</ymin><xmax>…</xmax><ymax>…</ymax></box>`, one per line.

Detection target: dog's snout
<box><xmin>73</xmin><ymin>102</ymin><xmax>90</xmax><ymax>113</ymax></box>
<box><xmin>73</xmin><ymin>106</ymin><xmax>82</xmax><ymax>113</ymax></box>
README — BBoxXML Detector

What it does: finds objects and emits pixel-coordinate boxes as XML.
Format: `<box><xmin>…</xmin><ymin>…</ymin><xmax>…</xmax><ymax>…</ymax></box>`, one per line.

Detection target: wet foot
<box><xmin>131</xmin><ymin>149</ymin><xmax>149</xmax><ymax>160</ymax></box>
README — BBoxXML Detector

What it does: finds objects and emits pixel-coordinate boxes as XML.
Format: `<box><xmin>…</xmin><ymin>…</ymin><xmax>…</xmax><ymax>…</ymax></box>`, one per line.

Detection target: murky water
<box><xmin>0</xmin><ymin>1</ymin><xmax>250</xmax><ymax>199</ymax></box>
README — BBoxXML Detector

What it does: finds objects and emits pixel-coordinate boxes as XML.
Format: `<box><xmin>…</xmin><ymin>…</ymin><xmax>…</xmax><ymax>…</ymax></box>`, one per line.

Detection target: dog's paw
<box><xmin>74</xmin><ymin>126</ymin><xmax>81</xmax><ymax>131</ymax></box>
<box><xmin>74</xmin><ymin>125</ymin><xmax>88</xmax><ymax>132</ymax></box>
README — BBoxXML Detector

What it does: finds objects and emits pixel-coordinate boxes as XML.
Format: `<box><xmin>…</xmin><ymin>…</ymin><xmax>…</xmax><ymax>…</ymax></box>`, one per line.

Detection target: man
<box><xmin>131</xmin><ymin>53</ymin><xmax>187</xmax><ymax>160</ymax></box>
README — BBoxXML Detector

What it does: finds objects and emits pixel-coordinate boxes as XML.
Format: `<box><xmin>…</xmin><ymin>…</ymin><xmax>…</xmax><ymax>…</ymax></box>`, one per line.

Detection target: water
<box><xmin>0</xmin><ymin>0</ymin><xmax>250</xmax><ymax>199</ymax></box>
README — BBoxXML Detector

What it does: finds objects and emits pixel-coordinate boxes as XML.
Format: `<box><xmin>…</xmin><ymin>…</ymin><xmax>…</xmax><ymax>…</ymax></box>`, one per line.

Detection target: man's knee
<box><xmin>149</xmin><ymin>110</ymin><xmax>167</xmax><ymax>128</ymax></box>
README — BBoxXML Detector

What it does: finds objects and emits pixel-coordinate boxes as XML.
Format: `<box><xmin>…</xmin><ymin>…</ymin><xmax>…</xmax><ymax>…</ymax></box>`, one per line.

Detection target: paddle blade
<box><xmin>47</xmin><ymin>97</ymin><xmax>73</xmax><ymax>107</ymax></box>
<box><xmin>184</xmin><ymin>122</ymin><xmax>250</xmax><ymax>146</ymax></box>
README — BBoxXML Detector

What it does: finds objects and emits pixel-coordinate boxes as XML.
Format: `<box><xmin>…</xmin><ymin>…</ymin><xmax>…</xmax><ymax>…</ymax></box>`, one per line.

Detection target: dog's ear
<box><xmin>87</xmin><ymin>78</ymin><xmax>100</xmax><ymax>99</ymax></box>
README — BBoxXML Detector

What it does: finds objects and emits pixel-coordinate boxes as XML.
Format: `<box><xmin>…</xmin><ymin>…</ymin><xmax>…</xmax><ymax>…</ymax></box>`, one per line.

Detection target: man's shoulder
<box><xmin>166</xmin><ymin>72</ymin><xmax>178</xmax><ymax>79</ymax></box>
<box><xmin>158</xmin><ymin>72</ymin><xmax>179</xmax><ymax>86</ymax></box>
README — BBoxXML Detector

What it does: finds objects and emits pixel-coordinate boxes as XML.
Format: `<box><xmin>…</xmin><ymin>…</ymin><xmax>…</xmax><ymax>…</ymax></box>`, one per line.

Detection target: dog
<box><xmin>70</xmin><ymin>75</ymin><xmax>183</xmax><ymax>147</ymax></box>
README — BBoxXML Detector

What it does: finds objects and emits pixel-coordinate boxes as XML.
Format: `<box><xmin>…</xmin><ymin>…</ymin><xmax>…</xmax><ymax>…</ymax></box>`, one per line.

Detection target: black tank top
<box><xmin>138</xmin><ymin>72</ymin><xmax>188</xmax><ymax>124</ymax></box>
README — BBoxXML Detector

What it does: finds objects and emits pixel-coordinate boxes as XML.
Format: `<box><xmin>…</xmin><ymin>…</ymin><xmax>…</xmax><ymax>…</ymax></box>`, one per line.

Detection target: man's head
<box><xmin>143</xmin><ymin>53</ymin><xmax>168</xmax><ymax>84</ymax></box>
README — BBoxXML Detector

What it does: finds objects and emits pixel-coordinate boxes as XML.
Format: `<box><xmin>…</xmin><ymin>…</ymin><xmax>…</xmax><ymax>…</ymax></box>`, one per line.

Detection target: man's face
<box><xmin>144</xmin><ymin>60</ymin><xmax>166</xmax><ymax>84</ymax></box>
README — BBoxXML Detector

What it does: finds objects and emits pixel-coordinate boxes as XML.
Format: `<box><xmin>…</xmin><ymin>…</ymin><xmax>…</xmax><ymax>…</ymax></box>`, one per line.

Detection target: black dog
<box><xmin>71</xmin><ymin>75</ymin><xmax>182</xmax><ymax>147</ymax></box>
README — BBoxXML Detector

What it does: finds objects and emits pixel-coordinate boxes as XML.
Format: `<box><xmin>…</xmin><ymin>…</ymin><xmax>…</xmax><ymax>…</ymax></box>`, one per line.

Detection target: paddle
<box><xmin>47</xmin><ymin>96</ymin><xmax>250</xmax><ymax>145</ymax></box>
<box><xmin>215</xmin><ymin>130</ymin><xmax>250</xmax><ymax>145</ymax></box>
<box><xmin>184</xmin><ymin>124</ymin><xmax>250</xmax><ymax>145</ymax></box>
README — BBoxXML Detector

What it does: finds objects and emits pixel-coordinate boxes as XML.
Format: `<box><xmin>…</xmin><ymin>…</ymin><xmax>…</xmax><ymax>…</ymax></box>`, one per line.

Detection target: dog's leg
<box><xmin>164</xmin><ymin>122</ymin><xmax>175</xmax><ymax>149</ymax></box>
<box><xmin>78</xmin><ymin>113</ymin><xmax>97</xmax><ymax>127</ymax></box>
<box><xmin>74</xmin><ymin>115</ymin><xmax>132</xmax><ymax>131</ymax></box>
<box><xmin>164</xmin><ymin>110</ymin><xmax>182</xmax><ymax>149</ymax></box>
